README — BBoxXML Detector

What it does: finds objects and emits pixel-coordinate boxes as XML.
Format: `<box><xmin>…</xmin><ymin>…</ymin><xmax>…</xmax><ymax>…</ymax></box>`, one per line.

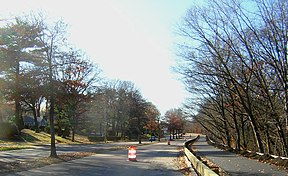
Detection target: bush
<box><xmin>88</xmin><ymin>136</ymin><xmax>124</xmax><ymax>142</ymax></box>
<box><xmin>44</xmin><ymin>125</ymin><xmax>50</xmax><ymax>134</ymax></box>
<box><xmin>0</xmin><ymin>122</ymin><xmax>18</xmax><ymax>138</ymax></box>
<box><xmin>146</xmin><ymin>134</ymin><xmax>152</xmax><ymax>138</ymax></box>
<box><xmin>88</xmin><ymin>136</ymin><xmax>104</xmax><ymax>142</ymax></box>
<box><xmin>107</xmin><ymin>136</ymin><xmax>123</xmax><ymax>141</ymax></box>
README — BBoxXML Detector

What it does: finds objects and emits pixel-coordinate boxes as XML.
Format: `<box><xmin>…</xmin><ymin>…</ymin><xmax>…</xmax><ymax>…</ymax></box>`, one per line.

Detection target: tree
<box><xmin>0</xmin><ymin>17</ymin><xmax>43</xmax><ymax>131</ymax></box>
<box><xmin>84</xmin><ymin>80</ymin><xmax>150</xmax><ymax>142</ymax></box>
<box><xmin>164</xmin><ymin>108</ymin><xmax>185</xmax><ymax>140</ymax></box>
<box><xmin>35</xmin><ymin>16</ymin><xmax>67</xmax><ymax>157</ymax></box>
<box><xmin>56</xmin><ymin>49</ymin><xmax>101</xmax><ymax>141</ymax></box>
<box><xmin>143</xmin><ymin>102</ymin><xmax>160</xmax><ymax>137</ymax></box>
<box><xmin>176</xmin><ymin>0</ymin><xmax>288</xmax><ymax>156</ymax></box>
<box><xmin>128</xmin><ymin>89</ymin><xmax>148</xmax><ymax>144</ymax></box>
<box><xmin>0</xmin><ymin>77</ymin><xmax>14</xmax><ymax>123</ymax></box>
<box><xmin>19</xmin><ymin>66</ymin><xmax>46</xmax><ymax>133</ymax></box>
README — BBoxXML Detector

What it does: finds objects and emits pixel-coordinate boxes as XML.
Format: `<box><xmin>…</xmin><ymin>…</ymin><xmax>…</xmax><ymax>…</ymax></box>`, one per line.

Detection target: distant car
<box><xmin>150</xmin><ymin>136</ymin><xmax>155</xmax><ymax>142</ymax></box>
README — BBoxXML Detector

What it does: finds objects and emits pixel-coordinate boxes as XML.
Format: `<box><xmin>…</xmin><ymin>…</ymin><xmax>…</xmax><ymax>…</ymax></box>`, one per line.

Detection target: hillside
<box><xmin>0</xmin><ymin>129</ymin><xmax>93</xmax><ymax>150</ymax></box>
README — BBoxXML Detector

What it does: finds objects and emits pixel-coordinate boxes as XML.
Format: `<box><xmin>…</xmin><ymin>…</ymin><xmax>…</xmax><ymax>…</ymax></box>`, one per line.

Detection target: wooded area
<box><xmin>177</xmin><ymin>0</ymin><xmax>288</xmax><ymax>156</ymax></box>
<box><xmin>0</xmin><ymin>13</ymin><xmax>187</xmax><ymax>157</ymax></box>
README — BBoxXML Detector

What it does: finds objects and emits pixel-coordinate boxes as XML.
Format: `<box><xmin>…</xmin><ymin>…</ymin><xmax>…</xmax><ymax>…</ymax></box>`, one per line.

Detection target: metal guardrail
<box><xmin>183</xmin><ymin>135</ymin><xmax>218</xmax><ymax>176</ymax></box>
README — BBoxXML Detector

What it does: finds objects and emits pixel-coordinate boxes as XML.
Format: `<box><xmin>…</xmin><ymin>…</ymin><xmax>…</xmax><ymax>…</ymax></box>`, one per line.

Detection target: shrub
<box><xmin>88</xmin><ymin>136</ymin><xmax>124</xmax><ymax>142</ymax></box>
<box><xmin>107</xmin><ymin>136</ymin><xmax>122</xmax><ymax>141</ymax></box>
<box><xmin>88</xmin><ymin>136</ymin><xmax>104</xmax><ymax>142</ymax></box>
<box><xmin>0</xmin><ymin>122</ymin><xmax>18</xmax><ymax>138</ymax></box>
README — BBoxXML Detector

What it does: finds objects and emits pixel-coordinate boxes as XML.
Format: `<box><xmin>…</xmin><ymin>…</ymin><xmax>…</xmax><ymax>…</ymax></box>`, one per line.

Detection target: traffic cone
<box><xmin>128</xmin><ymin>146</ymin><xmax>137</xmax><ymax>161</ymax></box>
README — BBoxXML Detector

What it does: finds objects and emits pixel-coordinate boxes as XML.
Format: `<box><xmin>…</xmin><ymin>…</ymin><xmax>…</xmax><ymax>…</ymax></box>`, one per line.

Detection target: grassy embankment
<box><xmin>0</xmin><ymin>129</ymin><xmax>92</xmax><ymax>151</ymax></box>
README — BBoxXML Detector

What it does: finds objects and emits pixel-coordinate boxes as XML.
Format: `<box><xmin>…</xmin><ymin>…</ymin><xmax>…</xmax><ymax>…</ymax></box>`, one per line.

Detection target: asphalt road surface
<box><xmin>0</xmin><ymin>142</ymin><xmax>143</xmax><ymax>163</ymax></box>
<box><xmin>193</xmin><ymin>135</ymin><xmax>288</xmax><ymax>176</ymax></box>
<box><xmin>4</xmin><ymin>140</ymin><xmax>186</xmax><ymax>176</ymax></box>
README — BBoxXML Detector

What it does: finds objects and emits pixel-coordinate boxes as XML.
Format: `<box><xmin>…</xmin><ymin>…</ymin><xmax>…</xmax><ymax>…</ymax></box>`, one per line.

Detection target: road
<box><xmin>0</xmin><ymin>142</ymin><xmax>144</xmax><ymax>163</ymax></box>
<box><xmin>3</xmin><ymin>140</ymin><xmax>187</xmax><ymax>176</ymax></box>
<box><xmin>192</xmin><ymin>135</ymin><xmax>287</xmax><ymax>176</ymax></box>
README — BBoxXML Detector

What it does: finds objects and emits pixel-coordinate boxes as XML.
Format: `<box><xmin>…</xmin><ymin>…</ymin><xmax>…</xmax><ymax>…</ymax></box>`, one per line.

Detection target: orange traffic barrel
<box><xmin>128</xmin><ymin>146</ymin><xmax>137</xmax><ymax>161</ymax></box>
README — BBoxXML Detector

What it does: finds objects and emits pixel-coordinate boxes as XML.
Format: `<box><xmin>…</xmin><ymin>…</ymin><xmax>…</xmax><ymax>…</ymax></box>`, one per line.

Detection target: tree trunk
<box><xmin>104</xmin><ymin>122</ymin><xmax>108</xmax><ymax>143</ymax></box>
<box><xmin>231</xmin><ymin>102</ymin><xmax>240</xmax><ymax>150</ymax></box>
<box><xmin>276</xmin><ymin>122</ymin><xmax>288</xmax><ymax>156</ymax></box>
<box><xmin>49</xmin><ymin>97</ymin><xmax>57</xmax><ymax>157</ymax></box>
<box><xmin>15</xmin><ymin>59</ymin><xmax>23</xmax><ymax>132</ymax></box>
<box><xmin>99</xmin><ymin>122</ymin><xmax>102</xmax><ymax>136</ymax></box>
<box><xmin>169</xmin><ymin>126</ymin><xmax>172</xmax><ymax>140</ymax></box>
<box><xmin>283</xmin><ymin>40</ymin><xmax>288</xmax><ymax>155</ymax></box>
<box><xmin>248</xmin><ymin>115</ymin><xmax>264</xmax><ymax>153</ymax></box>
<box><xmin>138</xmin><ymin>133</ymin><xmax>142</xmax><ymax>144</ymax></box>
<box><xmin>284</xmin><ymin>79</ymin><xmax>288</xmax><ymax>156</ymax></box>
<box><xmin>48</xmin><ymin>48</ymin><xmax>57</xmax><ymax>158</ymax></box>
<box><xmin>72</xmin><ymin>128</ymin><xmax>75</xmax><ymax>142</ymax></box>
<box><xmin>241</xmin><ymin>116</ymin><xmax>247</xmax><ymax>149</ymax></box>
<box><xmin>265</xmin><ymin>123</ymin><xmax>271</xmax><ymax>154</ymax></box>
<box><xmin>237</xmin><ymin>85</ymin><xmax>264</xmax><ymax>153</ymax></box>
<box><xmin>32</xmin><ymin>107</ymin><xmax>40</xmax><ymax>133</ymax></box>
<box><xmin>158</xmin><ymin>121</ymin><xmax>161</xmax><ymax>142</ymax></box>
<box><xmin>221</xmin><ymin>95</ymin><xmax>231</xmax><ymax>148</ymax></box>
<box><xmin>227</xmin><ymin>91</ymin><xmax>241</xmax><ymax>149</ymax></box>
<box><xmin>36</xmin><ymin>100</ymin><xmax>41</xmax><ymax>118</ymax></box>
<box><xmin>71</xmin><ymin>110</ymin><xmax>76</xmax><ymax>142</ymax></box>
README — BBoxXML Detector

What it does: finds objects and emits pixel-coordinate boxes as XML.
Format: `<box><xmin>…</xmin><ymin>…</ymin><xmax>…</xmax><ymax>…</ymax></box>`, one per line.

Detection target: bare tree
<box><xmin>34</xmin><ymin>15</ymin><xmax>67</xmax><ymax>157</ymax></box>
<box><xmin>176</xmin><ymin>0</ymin><xmax>288</xmax><ymax>155</ymax></box>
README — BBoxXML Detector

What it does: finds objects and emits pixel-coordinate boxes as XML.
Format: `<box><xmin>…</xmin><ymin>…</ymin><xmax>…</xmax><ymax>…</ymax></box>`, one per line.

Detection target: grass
<box><xmin>0</xmin><ymin>129</ymin><xmax>93</xmax><ymax>151</ymax></box>
<box><xmin>0</xmin><ymin>146</ymin><xmax>32</xmax><ymax>151</ymax></box>
<box><xmin>20</xmin><ymin>129</ymin><xmax>92</xmax><ymax>144</ymax></box>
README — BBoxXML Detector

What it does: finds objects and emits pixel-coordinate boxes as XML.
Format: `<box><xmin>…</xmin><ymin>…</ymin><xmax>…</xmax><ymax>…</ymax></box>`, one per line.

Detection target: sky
<box><xmin>0</xmin><ymin>0</ymin><xmax>198</xmax><ymax>115</ymax></box>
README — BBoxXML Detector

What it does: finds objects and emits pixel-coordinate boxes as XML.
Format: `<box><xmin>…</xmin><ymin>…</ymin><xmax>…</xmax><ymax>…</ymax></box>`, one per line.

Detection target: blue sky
<box><xmin>0</xmin><ymin>0</ymin><xmax>199</xmax><ymax>115</ymax></box>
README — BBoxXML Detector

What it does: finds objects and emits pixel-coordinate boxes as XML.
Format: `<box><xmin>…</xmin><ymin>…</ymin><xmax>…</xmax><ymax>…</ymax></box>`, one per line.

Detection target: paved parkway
<box><xmin>192</xmin><ymin>135</ymin><xmax>287</xmax><ymax>176</ymax></box>
<box><xmin>3</xmin><ymin>140</ymin><xmax>186</xmax><ymax>176</ymax></box>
